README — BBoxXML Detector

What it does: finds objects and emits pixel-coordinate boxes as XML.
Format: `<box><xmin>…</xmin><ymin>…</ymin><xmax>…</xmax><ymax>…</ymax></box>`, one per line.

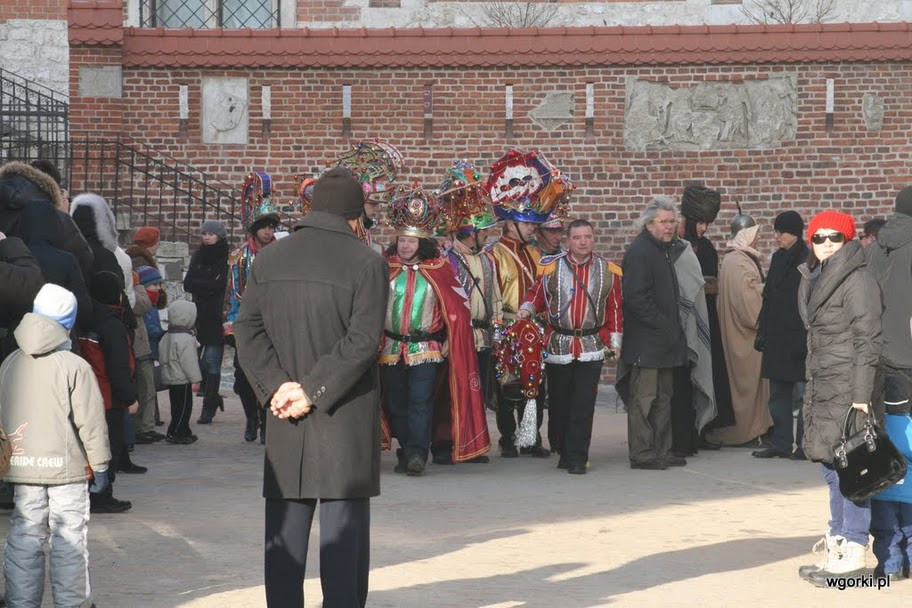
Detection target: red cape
<box><xmin>380</xmin><ymin>256</ymin><xmax>491</xmax><ymax>462</ymax></box>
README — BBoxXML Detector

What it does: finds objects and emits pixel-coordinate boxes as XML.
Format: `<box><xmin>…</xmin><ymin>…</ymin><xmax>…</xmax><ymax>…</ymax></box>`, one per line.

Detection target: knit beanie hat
<box><xmin>773</xmin><ymin>211</ymin><xmax>804</xmax><ymax>238</ymax></box>
<box><xmin>806</xmin><ymin>210</ymin><xmax>856</xmax><ymax>243</ymax></box>
<box><xmin>133</xmin><ymin>226</ymin><xmax>160</xmax><ymax>249</ymax></box>
<box><xmin>90</xmin><ymin>271</ymin><xmax>125</xmax><ymax>306</ymax></box>
<box><xmin>200</xmin><ymin>219</ymin><xmax>227</xmax><ymax>240</ymax></box>
<box><xmin>32</xmin><ymin>283</ymin><xmax>78</xmax><ymax>331</ymax></box>
<box><xmin>883</xmin><ymin>372</ymin><xmax>912</xmax><ymax>415</ymax></box>
<box><xmin>311</xmin><ymin>168</ymin><xmax>365</xmax><ymax>220</ymax></box>
<box><xmin>895</xmin><ymin>185</ymin><xmax>912</xmax><ymax>217</ymax></box>
<box><xmin>136</xmin><ymin>265</ymin><xmax>163</xmax><ymax>286</ymax></box>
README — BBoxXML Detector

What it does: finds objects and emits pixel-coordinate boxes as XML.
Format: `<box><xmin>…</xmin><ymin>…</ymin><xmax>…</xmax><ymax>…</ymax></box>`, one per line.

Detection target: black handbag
<box><xmin>833</xmin><ymin>408</ymin><xmax>907</xmax><ymax>502</ymax></box>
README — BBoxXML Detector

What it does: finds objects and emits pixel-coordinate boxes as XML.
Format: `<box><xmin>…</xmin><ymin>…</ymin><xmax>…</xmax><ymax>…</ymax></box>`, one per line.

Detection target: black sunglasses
<box><xmin>811</xmin><ymin>232</ymin><xmax>846</xmax><ymax>245</ymax></box>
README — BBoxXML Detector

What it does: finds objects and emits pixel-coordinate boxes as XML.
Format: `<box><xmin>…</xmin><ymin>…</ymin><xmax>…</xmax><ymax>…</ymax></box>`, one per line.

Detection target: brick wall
<box><xmin>0</xmin><ymin>0</ymin><xmax>66</xmax><ymax>21</ymax></box>
<box><xmin>88</xmin><ymin>63</ymin><xmax>906</xmax><ymax>264</ymax></box>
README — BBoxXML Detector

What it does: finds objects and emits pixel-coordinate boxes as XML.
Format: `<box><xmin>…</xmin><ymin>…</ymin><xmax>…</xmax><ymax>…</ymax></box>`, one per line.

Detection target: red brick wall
<box><xmin>296</xmin><ymin>0</ymin><xmax>359</xmax><ymax>22</ymax></box>
<box><xmin>84</xmin><ymin>63</ymin><xmax>906</xmax><ymax>262</ymax></box>
<box><xmin>0</xmin><ymin>0</ymin><xmax>67</xmax><ymax>21</ymax></box>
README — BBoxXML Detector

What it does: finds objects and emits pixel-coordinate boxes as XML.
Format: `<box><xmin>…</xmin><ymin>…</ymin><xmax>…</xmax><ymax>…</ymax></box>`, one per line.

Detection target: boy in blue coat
<box><xmin>870</xmin><ymin>372</ymin><xmax>912</xmax><ymax>581</ymax></box>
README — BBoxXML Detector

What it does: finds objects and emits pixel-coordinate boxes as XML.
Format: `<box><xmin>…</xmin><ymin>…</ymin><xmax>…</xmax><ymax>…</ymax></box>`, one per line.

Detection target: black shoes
<box><xmin>406</xmin><ymin>457</ymin><xmax>425</xmax><ymax>476</ymax></box>
<box><xmin>520</xmin><ymin>445</ymin><xmax>551</xmax><ymax>458</ymax></box>
<box><xmin>791</xmin><ymin>448</ymin><xmax>808</xmax><ymax>461</ymax></box>
<box><xmin>567</xmin><ymin>464</ymin><xmax>587</xmax><ymax>475</ymax></box>
<box><xmin>752</xmin><ymin>448</ymin><xmax>791</xmax><ymax>459</ymax></box>
<box><xmin>118</xmin><ymin>462</ymin><xmax>148</xmax><ymax>474</ymax></box>
<box><xmin>665</xmin><ymin>455</ymin><xmax>687</xmax><ymax>467</ymax></box>
<box><xmin>90</xmin><ymin>496</ymin><xmax>132</xmax><ymax>514</ymax></box>
<box><xmin>166</xmin><ymin>434</ymin><xmax>198</xmax><ymax>445</ymax></box>
<box><xmin>244</xmin><ymin>419</ymin><xmax>258</xmax><ymax>442</ymax></box>
<box><xmin>432</xmin><ymin>454</ymin><xmax>454</xmax><ymax>465</ymax></box>
<box><xmin>500</xmin><ymin>445</ymin><xmax>519</xmax><ymax>458</ymax></box>
<box><xmin>630</xmin><ymin>459</ymin><xmax>669</xmax><ymax>470</ymax></box>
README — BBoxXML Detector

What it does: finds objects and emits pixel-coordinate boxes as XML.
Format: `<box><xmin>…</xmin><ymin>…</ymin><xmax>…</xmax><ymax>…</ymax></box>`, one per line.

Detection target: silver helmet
<box><xmin>729</xmin><ymin>202</ymin><xmax>756</xmax><ymax>238</ymax></box>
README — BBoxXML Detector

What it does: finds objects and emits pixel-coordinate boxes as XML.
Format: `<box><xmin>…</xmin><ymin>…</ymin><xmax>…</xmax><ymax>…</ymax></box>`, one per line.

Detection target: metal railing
<box><xmin>139</xmin><ymin>0</ymin><xmax>280</xmax><ymax>29</ymax></box>
<box><xmin>0</xmin><ymin>68</ymin><xmax>69</xmax><ymax>169</ymax></box>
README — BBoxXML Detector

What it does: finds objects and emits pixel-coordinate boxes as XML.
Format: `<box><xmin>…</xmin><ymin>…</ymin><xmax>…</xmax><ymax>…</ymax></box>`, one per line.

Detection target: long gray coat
<box><xmin>234</xmin><ymin>211</ymin><xmax>389</xmax><ymax>499</ymax></box>
<box><xmin>798</xmin><ymin>241</ymin><xmax>883</xmax><ymax>463</ymax></box>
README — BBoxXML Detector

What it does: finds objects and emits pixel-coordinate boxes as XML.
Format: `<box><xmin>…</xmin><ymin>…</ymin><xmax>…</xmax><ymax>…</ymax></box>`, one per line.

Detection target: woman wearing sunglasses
<box><xmin>797</xmin><ymin>210</ymin><xmax>883</xmax><ymax>586</ymax></box>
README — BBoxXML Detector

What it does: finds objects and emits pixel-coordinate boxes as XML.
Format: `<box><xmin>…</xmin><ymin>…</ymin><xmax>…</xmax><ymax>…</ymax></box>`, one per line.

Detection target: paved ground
<box><xmin>1</xmin><ymin>388</ymin><xmax>908</xmax><ymax>607</ymax></box>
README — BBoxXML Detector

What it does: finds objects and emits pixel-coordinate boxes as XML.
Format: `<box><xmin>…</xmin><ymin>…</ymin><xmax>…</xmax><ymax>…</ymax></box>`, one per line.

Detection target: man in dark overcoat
<box><xmin>234</xmin><ymin>168</ymin><xmax>389</xmax><ymax>608</ymax></box>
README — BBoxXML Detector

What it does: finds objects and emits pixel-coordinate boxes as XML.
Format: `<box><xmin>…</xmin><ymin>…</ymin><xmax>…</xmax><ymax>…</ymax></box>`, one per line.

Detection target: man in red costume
<box><xmin>519</xmin><ymin>219</ymin><xmax>623</xmax><ymax>474</ymax></box>
<box><xmin>379</xmin><ymin>187</ymin><xmax>490</xmax><ymax>475</ymax></box>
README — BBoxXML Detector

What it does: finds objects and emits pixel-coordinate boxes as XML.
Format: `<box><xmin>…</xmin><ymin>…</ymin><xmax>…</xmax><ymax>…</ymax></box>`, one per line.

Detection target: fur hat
<box><xmin>773</xmin><ymin>211</ymin><xmax>804</xmax><ymax>238</ymax></box>
<box><xmin>32</xmin><ymin>284</ymin><xmax>77</xmax><ymax>331</ymax></box>
<box><xmin>680</xmin><ymin>185</ymin><xmax>721</xmax><ymax>223</ymax></box>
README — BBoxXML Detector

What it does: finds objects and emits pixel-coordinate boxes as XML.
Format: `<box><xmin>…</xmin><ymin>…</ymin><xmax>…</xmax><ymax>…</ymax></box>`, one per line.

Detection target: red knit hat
<box><xmin>806</xmin><ymin>210</ymin><xmax>856</xmax><ymax>243</ymax></box>
<box><xmin>133</xmin><ymin>226</ymin><xmax>160</xmax><ymax>249</ymax></box>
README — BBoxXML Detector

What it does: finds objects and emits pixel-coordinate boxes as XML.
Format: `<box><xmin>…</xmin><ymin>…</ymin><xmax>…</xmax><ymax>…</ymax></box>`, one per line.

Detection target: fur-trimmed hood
<box><xmin>0</xmin><ymin>161</ymin><xmax>67</xmax><ymax>212</ymax></box>
<box><xmin>70</xmin><ymin>192</ymin><xmax>119</xmax><ymax>252</ymax></box>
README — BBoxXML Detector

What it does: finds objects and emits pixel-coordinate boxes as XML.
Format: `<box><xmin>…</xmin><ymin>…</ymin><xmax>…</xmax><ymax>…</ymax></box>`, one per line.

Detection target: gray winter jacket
<box><xmin>799</xmin><ymin>241</ymin><xmax>883</xmax><ymax>463</ymax></box>
<box><xmin>159</xmin><ymin>300</ymin><xmax>202</xmax><ymax>386</ymax></box>
<box><xmin>866</xmin><ymin>212</ymin><xmax>912</xmax><ymax>370</ymax></box>
<box><xmin>0</xmin><ymin>313</ymin><xmax>111</xmax><ymax>484</ymax></box>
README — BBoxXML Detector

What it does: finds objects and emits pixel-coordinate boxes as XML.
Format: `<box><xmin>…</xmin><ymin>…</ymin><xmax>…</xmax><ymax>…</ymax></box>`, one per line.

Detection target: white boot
<box><xmin>798</xmin><ymin>534</ymin><xmax>841</xmax><ymax>579</ymax></box>
<box><xmin>826</xmin><ymin>540</ymin><xmax>867</xmax><ymax>575</ymax></box>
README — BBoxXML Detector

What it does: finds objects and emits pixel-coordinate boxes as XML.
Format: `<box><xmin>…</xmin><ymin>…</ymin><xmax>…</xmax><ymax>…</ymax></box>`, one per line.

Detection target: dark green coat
<box><xmin>234</xmin><ymin>211</ymin><xmax>389</xmax><ymax>499</ymax></box>
<box><xmin>798</xmin><ymin>241</ymin><xmax>882</xmax><ymax>463</ymax></box>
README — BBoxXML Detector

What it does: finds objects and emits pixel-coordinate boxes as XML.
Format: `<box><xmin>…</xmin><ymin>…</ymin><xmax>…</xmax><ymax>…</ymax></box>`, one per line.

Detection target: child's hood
<box><xmin>167</xmin><ymin>299</ymin><xmax>197</xmax><ymax>329</ymax></box>
<box><xmin>13</xmin><ymin>313</ymin><xmax>70</xmax><ymax>356</ymax></box>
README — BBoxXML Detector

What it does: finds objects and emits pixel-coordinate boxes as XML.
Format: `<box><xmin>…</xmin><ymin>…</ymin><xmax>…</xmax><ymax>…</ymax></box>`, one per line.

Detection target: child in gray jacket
<box><xmin>160</xmin><ymin>299</ymin><xmax>203</xmax><ymax>444</ymax></box>
<box><xmin>0</xmin><ymin>284</ymin><xmax>111</xmax><ymax>608</ymax></box>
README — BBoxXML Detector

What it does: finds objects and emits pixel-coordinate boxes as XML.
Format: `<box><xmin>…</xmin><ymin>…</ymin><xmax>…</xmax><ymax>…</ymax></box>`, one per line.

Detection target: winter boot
<box><xmin>197</xmin><ymin>394</ymin><xmax>224</xmax><ymax>424</ymax></box>
<box><xmin>244</xmin><ymin>416</ymin><xmax>258</xmax><ymax>442</ymax></box>
<box><xmin>799</xmin><ymin>534</ymin><xmax>841</xmax><ymax>580</ymax></box>
<box><xmin>807</xmin><ymin>539</ymin><xmax>867</xmax><ymax>587</ymax></box>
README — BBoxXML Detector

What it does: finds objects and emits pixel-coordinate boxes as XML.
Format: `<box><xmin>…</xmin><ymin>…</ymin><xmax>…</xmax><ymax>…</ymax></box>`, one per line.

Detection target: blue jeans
<box><xmin>871</xmin><ymin>499</ymin><xmax>912</xmax><ymax>576</ymax></box>
<box><xmin>199</xmin><ymin>343</ymin><xmax>225</xmax><ymax>377</ymax></box>
<box><xmin>382</xmin><ymin>362</ymin><xmax>439</xmax><ymax>464</ymax></box>
<box><xmin>822</xmin><ymin>463</ymin><xmax>871</xmax><ymax>546</ymax></box>
<box><xmin>768</xmin><ymin>380</ymin><xmax>805</xmax><ymax>453</ymax></box>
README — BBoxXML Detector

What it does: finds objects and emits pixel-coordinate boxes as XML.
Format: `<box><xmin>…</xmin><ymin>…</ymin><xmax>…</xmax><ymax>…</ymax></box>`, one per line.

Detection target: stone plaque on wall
<box><xmin>529</xmin><ymin>91</ymin><xmax>574</xmax><ymax>131</ymax></box>
<box><xmin>862</xmin><ymin>94</ymin><xmax>885</xmax><ymax>132</ymax></box>
<box><xmin>201</xmin><ymin>77</ymin><xmax>249</xmax><ymax>145</ymax></box>
<box><xmin>624</xmin><ymin>75</ymin><xmax>798</xmax><ymax>151</ymax></box>
<box><xmin>78</xmin><ymin>65</ymin><xmax>122</xmax><ymax>98</ymax></box>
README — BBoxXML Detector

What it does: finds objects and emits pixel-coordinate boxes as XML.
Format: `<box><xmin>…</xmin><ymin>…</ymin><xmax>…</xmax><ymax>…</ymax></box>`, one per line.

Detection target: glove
<box><xmin>753</xmin><ymin>333</ymin><xmax>766</xmax><ymax>352</ymax></box>
<box><xmin>89</xmin><ymin>468</ymin><xmax>109</xmax><ymax>494</ymax></box>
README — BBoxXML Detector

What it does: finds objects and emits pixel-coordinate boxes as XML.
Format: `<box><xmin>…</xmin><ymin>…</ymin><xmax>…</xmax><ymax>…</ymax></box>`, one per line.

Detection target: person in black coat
<box><xmin>234</xmin><ymin>169</ymin><xmax>388</xmax><ymax>608</ymax></box>
<box><xmin>18</xmin><ymin>200</ymin><xmax>92</xmax><ymax>332</ymax></box>
<box><xmin>753</xmin><ymin>211</ymin><xmax>809</xmax><ymax>460</ymax></box>
<box><xmin>0</xmin><ymin>232</ymin><xmax>44</xmax><ymax>363</ymax></box>
<box><xmin>617</xmin><ymin>196</ymin><xmax>689</xmax><ymax>470</ymax></box>
<box><xmin>183</xmin><ymin>220</ymin><xmax>229</xmax><ymax>424</ymax></box>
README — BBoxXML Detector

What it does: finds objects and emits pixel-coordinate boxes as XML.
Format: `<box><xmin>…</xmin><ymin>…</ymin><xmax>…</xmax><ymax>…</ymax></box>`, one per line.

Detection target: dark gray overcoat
<box><xmin>798</xmin><ymin>241</ymin><xmax>883</xmax><ymax>463</ymax></box>
<box><xmin>234</xmin><ymin>211</ymin><xmax>389</xmax><ymax>499</ymax></box>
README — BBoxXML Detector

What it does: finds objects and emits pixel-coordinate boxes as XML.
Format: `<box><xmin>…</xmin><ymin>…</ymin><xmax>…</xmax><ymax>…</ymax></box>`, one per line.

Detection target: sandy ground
<box><xmin>1</xmin><ymin>388</ymin><xmax>907</xmax><ymax>607</ymax></box>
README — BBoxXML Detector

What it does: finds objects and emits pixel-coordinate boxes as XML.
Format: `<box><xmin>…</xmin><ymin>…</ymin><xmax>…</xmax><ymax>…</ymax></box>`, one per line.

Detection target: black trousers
<box><xmin>233</xmin><ymin>352</ymin><xmax>261</xmax><ymax>427</ymax></box>
<box><xmin>546</xmin><ymin>360</ymin><xmax>603</xmax><ymax>465</ymax></box>
<box><xmin>167</xmin><ymin>383</ymin><xmax>194</xmax><ymax>438</ymax></box>
<box><xmin>103</xmin><ymin>407</ymin><xmax>125</xmax><ymax>493</ymax></box>
<box><xmin>495</xmin><ymin>382</ymin><xmax>545</xmax><ymax>448</ymax></box>
<box><xmin>265</xmin><ymin>497</ymin><xmax>370</xmax><ymax>608</ymax></box>
<box><xmin>670</xmin><ymin>366</ymin><xmax>698</xmax><ymax>455</ymax></box>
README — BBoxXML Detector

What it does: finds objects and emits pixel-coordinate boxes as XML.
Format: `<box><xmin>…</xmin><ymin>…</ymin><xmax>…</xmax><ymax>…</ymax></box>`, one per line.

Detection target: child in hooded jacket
<box><xmin>160</xmin><ymin>299</ymin><xmax>202</xmax><ymax>444</ymax></box>
<box><xmin>0</xmin><ymin>284</ymin><xmax>110</xmax><ymax>608</ymax></box>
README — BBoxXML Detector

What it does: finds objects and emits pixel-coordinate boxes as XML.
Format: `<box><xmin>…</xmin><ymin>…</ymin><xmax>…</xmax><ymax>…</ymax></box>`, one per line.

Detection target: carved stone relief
<box><xmin>529</xmin><ymin>91</ymin><xmax>574</xmax><ymax>132</ymax></box>
<box><xmin>201</xmin><ymin>77</ymin><xmax>249</xmax><ymax>145</ymax></box>
<box><xmin>862</xmin><ymin>94</ymin><xmax>885</xmax><ymax>132</ymax></box>
<box><xmin>624</xmin><ymin>76</ymin><xmax>798</xmax><ymax>151</ymax></box>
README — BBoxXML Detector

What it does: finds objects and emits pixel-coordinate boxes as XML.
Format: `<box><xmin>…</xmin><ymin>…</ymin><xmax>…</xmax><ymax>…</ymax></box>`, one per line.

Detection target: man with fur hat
<box><xmin>0</xmin><ymin>160</ymin><xmax>94</xmax><ymax>279</ymax></box>
<box><xmin>225</xmin><ymin>196</ymin><xmax>280</xmax><ymax>443</ymax></box>
<box><xmin>677</xmin><ymin>184</ymin><xmax>731</xmax><ymax>448</ymax></box>
<box><xmin>867</xmin><ymin>186</ymin><xmax>912</xmax><ymax>410</ymax></box>
<box><xmin>234</xmin><ymin>167</ymin><xmax>389</xmax><ymax>608</ymax></box>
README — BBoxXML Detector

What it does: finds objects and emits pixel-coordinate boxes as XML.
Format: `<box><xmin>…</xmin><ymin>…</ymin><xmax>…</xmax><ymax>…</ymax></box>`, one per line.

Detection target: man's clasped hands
<box><xmin>270</xmin><ymin>381</ymin><xmax>313</xmax><ymax>419</ymax></box>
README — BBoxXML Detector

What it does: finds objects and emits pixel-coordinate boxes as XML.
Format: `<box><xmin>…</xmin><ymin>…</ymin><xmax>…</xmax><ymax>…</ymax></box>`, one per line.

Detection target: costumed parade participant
<box><xmin>379</xmin><ymin>185</ymin><xmax>490</xmax><ymax>475</ymax></box>
<box><xmin>487</xmin><ymin>149</ymin><xmax>564</xmax><ymax>458</ymax></box>
<box><xmin>332</xmin><ymin>140</ymin><xmax>403</xmax><ymax>252</ymax></box>
<box><xmin>533</xmin><ymin>213</ymin><xmax>564</xmax><ymax>256</ymax></box>
<box><xmin>438</xmin><ymin>160</ymin><xmax>503</xmax><ymax>422</ymax></box>
<box><xmin>224</xmin><ymin>171</ymin><xmax>280</xmax><ymax>444</ymax></box>
<box><xmin>675</xmin><ymin>184</ymin><xmax>728</xmax><ymax>454</ymax></box>
<box><xmin>519</xmin><ymin>217</ymin><xmax>622</xmax><ymax>474</ymax></box>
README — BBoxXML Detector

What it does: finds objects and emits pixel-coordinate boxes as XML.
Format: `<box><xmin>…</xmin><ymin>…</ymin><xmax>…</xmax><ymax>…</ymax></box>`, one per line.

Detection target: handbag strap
<box><xmin>840</xmin><ymin>406</ymin><xmax>875</xmax><ymax>441</ymax></box>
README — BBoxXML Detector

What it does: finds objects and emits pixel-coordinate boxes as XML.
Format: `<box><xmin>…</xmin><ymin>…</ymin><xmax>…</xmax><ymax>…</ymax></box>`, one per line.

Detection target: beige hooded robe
<box><xmin>706</xmin><ymin>226</ymin><xmax>772</xmax><ymax>445</ymax></box>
